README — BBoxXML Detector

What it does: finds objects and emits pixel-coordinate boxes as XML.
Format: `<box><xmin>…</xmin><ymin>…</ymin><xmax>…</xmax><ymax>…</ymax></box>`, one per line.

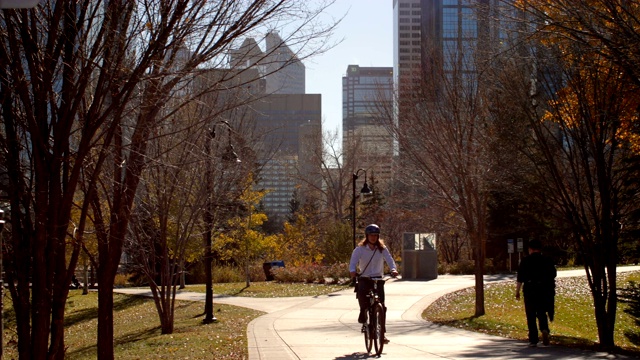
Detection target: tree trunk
<box><xmin>14</xmin><ymin>286</ymin><xmax>31</xmax><ymax>359</ymax></box>
<box><xmin>49</xmin><ymin>280</ymin><xmax>72</xmax><ymax>360</ymax></box>
<box><xmin>31</xmin><ymin>218</ymin><xmax>51</xmax><ymax>360</ymax></box>
<box><xmin>474</xmin><ymin>239</ymin><xmax>486</xmax><ymax>317</ymax></box>
<box><xmin>97</xmin><ymin>269</ymin><xmax>116</xmax><ymax>360</ymax></box>
<box><xmin>160</xmin><ymin>294</ymin><xmax>175</xmax><ymax>334</ymax></box>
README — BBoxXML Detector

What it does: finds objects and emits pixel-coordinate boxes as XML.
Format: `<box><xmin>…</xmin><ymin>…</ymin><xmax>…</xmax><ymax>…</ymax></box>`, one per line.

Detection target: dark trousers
<box><xmin>357</xmin><ymin>278</ymin><xmax>386</xmax><ymax>311</ymax></box>
<box><xmin>523</xmin><ymin>291</ymin><xmax>549</xmax><ymax>344</ymax></box>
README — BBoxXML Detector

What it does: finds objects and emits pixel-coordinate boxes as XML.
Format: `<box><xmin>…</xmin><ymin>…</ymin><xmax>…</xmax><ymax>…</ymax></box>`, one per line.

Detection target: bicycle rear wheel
<box><xmin>372</xmin><ymin>303</ymin><xmax>385</xmax><ymax>355</ymax></box>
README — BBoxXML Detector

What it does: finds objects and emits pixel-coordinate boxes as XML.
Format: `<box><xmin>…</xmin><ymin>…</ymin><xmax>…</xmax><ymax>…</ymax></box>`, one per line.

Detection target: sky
<box><xmin>304</xmin><ymin>1</ymin><xmax>393</xmax><ymax>142</ymax></box>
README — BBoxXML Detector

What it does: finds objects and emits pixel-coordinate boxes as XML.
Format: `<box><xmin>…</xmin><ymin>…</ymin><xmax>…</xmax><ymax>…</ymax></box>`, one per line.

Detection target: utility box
<box><xmin>401</xmin><ymin>233</ymin><xmax>438</xmax><ymax>280</ymax></box>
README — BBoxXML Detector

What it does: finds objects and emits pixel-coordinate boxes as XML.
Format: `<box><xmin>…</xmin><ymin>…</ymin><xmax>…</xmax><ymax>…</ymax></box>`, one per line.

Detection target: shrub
<box><xmin>438</xmin><ymin>260</ymin><xmax>475</xmax><ymax>275</ymax></box>
<box><xmin>278</xmin><ymin>264</ymin><xmax>324</xmax><ymax>283</ymax></box>
<box><xmin>249</xmin><ymin>262</ymin><xmax>267</xmax><ymax>282</ymax></box>
<box><xmin>325</xmin><ymin>263</ymin><xmax>350</xmax><ymax>284</ymax></box>
<box><xmin>271</xmin><ymin>263</ymin><xmax>351</xmax><ymax>284</ymax></box>
<box><xmin>211</xmin><ymin>264</ymin><xmax>244</xmax><ymax>283</ymax></box>
<box><xmin>114</xmin><ymin>273</ymin><xmax>131</xmax><ymax>287</ymax></box>
<box><xmin>438</xmin><ymin>259</ymin><xmax>504</xmax><ymax>275</ymax></box>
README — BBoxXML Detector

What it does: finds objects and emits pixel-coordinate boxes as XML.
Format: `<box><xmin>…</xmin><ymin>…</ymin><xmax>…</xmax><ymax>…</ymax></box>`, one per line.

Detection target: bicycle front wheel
<box><xmin>372</xmin><ymin>303</ymin><xmax>385</xmax><ymax>355</ymax></box>
<box><xmin>364</xmin><ymin>320</ymin><xmax>373</xmax><ymax>353</ymax></box>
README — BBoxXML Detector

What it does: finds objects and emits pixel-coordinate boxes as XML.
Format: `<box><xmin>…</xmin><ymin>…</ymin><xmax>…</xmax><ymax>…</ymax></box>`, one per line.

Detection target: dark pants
<box><xmin>523</xmin><ymin>289</ymin><xmax>549</xmax><ymax>344</ymax></box>
<box><xmin>357</xmin><ymin>278</ymin><xmax>385</xmax><ymax>310</ymax></box>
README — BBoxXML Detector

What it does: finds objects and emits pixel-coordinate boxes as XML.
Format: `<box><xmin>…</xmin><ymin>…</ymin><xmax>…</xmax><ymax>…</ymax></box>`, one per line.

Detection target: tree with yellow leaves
<box><xmin>212</xmin><ymin>182</ymin><xmax>278</xmax><ymax>287</ymax></box>
<box><xmin>276</xmin><ymin>211</ymin><xmax>324</xmax><ymax>267</ymax></box>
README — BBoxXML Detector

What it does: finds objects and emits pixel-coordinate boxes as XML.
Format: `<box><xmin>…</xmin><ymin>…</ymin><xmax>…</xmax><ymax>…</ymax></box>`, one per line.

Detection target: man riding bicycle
<box><xmin>349</xmin><ymin>224</ymin><xmax>398</xmax><ymax>341</ymax></box>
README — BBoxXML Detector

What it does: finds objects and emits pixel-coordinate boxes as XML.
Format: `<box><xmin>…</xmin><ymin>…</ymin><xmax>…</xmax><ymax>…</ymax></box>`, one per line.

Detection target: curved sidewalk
<box><xmin>115</xmin><ymin>267</ymin><xmax>639</xmax><ymax>359</ymax></box>
<box><xmin>245</xmin><ymin>267</ymin><xmax>640</xmax><ymax>360</ymax></box>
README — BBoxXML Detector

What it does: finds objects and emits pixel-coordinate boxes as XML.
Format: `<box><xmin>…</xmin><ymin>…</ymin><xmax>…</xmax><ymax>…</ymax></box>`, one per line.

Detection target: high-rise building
<box><xmin>393</xmin><ymin>0</ymin><xmax>504</xmax><ymax>145</ymax></box>
<box><xmin>393</xmin><ymin>0</ymin><xmax>423</xmax><ymax>100</ymax></box>
<box><xmin>228</xmin><ymin>31</ymin><xmax>320</xmax><ymax>221</ymax></box>
<box><xmin>342</xmin><ymin>65</ymin><xmax>395</xmax><ymax>189</ymax></box>
<box><xmin>228</xmin><ymin>35</ymin><xmax>320</xmax><ymax>222</ymax></box>
<box><xmin>255</xmin><ymin>94</ymin><xmax>321</xmax><ymax>156</ymax></box>
<box><xmin>263</xmin><ymin>32</ymin><xmax>306</xmax><ymax>94</ymax></box>
<box><xmin>255</xmin><ymin>94</ymin><xmax>322</xmax><ymax>219</ymax></box>
<box><xmin>229</xmin><ymin>32</ymin><xmax>305</xmax><ymax>94</ymax></box>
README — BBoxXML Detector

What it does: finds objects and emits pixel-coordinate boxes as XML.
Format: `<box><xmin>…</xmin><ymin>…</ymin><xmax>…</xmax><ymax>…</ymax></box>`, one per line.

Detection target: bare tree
<box><xmin>1</xmin><ymin>1</ymin><xmax>338</xmax><ymax>358</ymax></box>
<box><xmin>379</xmin><ymin>40</ymin><xmax>497</xmax><ymax>316</ymax></box>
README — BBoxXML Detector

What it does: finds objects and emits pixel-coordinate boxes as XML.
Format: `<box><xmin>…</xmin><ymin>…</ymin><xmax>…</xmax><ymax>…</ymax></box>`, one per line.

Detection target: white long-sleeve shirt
<box><xmin>349</xmin><ymin>245</ymin><xmax>397</xmax><ymax>278</ymax></box>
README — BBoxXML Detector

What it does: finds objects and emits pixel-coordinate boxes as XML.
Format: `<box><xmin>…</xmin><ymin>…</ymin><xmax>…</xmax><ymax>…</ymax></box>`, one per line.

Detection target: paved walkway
<box><xmin>115</xmin><ymin>267</ymin><xmax>640</xmax><ymax>359</ymax></box>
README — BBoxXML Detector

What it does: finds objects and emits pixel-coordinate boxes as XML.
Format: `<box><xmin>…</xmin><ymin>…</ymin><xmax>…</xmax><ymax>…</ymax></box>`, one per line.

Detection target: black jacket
<box><xmin>517</xmin><ymin>252</ymin><xmax>557</xmax><ymax>320</ymax></box>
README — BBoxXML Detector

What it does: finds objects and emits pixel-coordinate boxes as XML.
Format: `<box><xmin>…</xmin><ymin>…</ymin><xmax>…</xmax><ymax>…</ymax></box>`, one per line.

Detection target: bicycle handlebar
<box><xmin>358</xmin><ymin>274</ymin><xmax>399</xmax><ymax>281</ymax></box>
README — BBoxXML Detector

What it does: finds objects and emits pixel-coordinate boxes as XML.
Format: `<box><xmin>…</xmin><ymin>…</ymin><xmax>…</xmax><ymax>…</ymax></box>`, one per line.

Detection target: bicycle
<box><xmin>358</xmin><ymin>275</ymin><xmax>395</xmax><ymax>355</ymax></box>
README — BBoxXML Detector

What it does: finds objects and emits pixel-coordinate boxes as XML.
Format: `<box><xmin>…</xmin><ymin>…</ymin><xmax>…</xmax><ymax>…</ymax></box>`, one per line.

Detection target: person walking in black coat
<box><xmin>515</xmin><ymin>239</ymin><xmax>556</xmax><ymax>347</ymax></box>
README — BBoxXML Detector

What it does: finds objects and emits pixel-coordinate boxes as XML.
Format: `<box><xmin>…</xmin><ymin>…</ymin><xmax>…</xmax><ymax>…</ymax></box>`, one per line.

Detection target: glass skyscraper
<box><xmin>342</xmin><ymin>65</ymin><xmax>395</xmax><ymax>188</ymax></box>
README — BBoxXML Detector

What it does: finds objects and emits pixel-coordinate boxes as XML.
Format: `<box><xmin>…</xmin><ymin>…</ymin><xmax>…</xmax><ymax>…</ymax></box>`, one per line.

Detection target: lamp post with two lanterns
<box><xmin>352</xmin><ymin>169</ymin><xmax>372</xmax><ymax>249</ymax></box>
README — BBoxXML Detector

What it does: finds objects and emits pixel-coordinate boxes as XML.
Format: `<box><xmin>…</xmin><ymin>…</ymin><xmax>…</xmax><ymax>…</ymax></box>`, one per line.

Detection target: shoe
<box><xmin>358</xmin><ymin>310</ymin><xmax>367</xmax><ymax>324</ymax></box>
<box><xmin>541</xmin><ymin>330</ymin><xmax>549</xmax><ymax>345</ymax></box>
<box><xmin>383</xmin><ymin>337</ymin><xmax>390</xmax><ymax>344</ymax></box>
<box><xmin>528</xmin><ymin>342</ymin><xmax>537</xmax><ymax>347</ymax></box>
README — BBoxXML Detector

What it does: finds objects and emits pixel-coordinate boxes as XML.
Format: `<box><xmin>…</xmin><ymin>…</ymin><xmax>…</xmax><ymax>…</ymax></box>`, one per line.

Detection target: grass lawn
<box><xmin>180</xmin><ymin>281</ymin><xmax>349</xmax><ymax>297</ymax></box>
<box><xmin>423</xmin><ymin>270</ymin><xmax>640</xmax><ymax>356</ymax></box>
<box><xmin>4</xmin><ymin>272</ymin><xmax>638</xmax><ymax>358</ymax></box>
<box><xmin>2</xmin><ymin>282</ymin><xmax>348</xmax><ymax>359</ymax></box>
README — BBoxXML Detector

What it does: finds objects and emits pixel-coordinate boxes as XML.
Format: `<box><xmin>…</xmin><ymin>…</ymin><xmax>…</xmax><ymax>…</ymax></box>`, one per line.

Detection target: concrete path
<box><xmin>115</xmin><ymin>266</ymin><xmax>640</xmax><ymax>359</ymax></box>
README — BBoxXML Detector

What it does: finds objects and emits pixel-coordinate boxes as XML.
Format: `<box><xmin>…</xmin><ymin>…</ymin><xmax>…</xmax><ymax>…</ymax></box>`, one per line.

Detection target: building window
<box><xmin>443</xmin><ymin>8</ymin><xmax>458</xmax><ymax>38</ymax></box>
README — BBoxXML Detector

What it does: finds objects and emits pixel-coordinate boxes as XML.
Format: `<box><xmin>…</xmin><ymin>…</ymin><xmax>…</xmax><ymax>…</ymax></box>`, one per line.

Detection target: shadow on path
<box><xmin>334</xmin><ymin>352</ymin><xmax>379</xmax><ymax>359</ymax></box>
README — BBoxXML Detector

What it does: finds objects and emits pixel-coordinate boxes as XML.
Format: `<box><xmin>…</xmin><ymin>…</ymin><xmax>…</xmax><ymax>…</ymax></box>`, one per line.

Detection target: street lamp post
<box><xmin>203</xmin><ymin>121</ymin><xmax>240</xmax><ymax>324</ymax></box>
<box><xmin>352</xmin><ymin>169</ymin><xmax>372</xmax><ymax>249</ymax></box>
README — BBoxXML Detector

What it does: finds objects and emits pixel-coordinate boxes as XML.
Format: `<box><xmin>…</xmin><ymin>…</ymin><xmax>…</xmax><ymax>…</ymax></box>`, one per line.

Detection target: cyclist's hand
<box><xmin>391</xmin><ymin>270</ymin><xmax>399</xmax><ymax>278</ymax></box>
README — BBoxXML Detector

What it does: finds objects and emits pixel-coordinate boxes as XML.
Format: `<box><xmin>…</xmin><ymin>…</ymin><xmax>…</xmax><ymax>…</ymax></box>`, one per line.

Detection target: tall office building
<box><xmin>229</xmin><ymin>35</ymin><xmax>320</xmax><ymax>221</ymax></box>
<box><xmin>263</xmin><ymin>32</ymin><xmax>306</xmax><ymax>94</ymax></box>
<box><xmin>393</xmin><ymin>0</ymin><xmax>423</xmax><ymax>102</ymax></box>
<box><xmin>255</xmin><ymin>94</ymin><xmax>322</xmax><ymax>219</ymax></box>
<box><xmin>229</xmin><ymin>32</ymin><xmax>305</xmax><ymax>94</ymax></box>
<box><xmin>393</xmin><ymin>0</ymin><xmax>504</xmax><ymax>144</ymax></box>
<box><xmin>342</xmin><ymin>65</ymin><xmax>395</xmax><ymax>188</ymax></box>
<box><xmin>394</xmin><ymin>0</ymin><xmax>493</xmax><ymax>87</ymax></box>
